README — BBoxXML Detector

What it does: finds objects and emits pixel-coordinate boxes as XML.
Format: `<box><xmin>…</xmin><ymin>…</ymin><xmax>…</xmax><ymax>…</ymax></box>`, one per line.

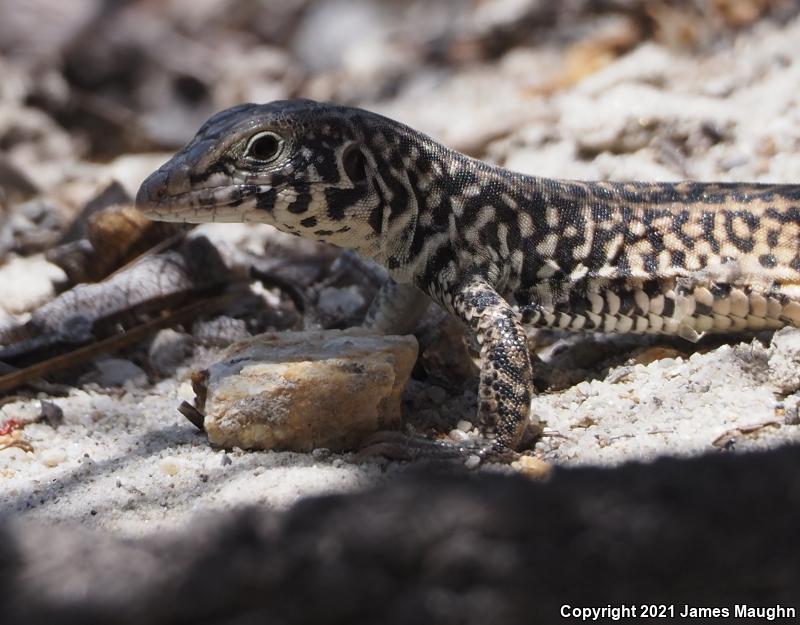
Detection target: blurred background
<box><xmin>1</xmin><ymin>0</ymin><xmax>798</xmax><ymax>179</ymax></box>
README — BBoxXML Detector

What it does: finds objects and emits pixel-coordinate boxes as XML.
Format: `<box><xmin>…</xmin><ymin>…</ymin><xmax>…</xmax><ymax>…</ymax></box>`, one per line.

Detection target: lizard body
<box><xmin>136</xmin><ymin>99</ymin><xmax>800</xmax><ymax>457</ymax></box>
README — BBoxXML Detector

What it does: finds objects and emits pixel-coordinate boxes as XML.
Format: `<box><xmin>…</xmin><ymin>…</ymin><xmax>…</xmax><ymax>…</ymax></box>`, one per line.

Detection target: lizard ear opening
<box><xmin>342</xmin><ymin>144</ymin><xmax>368</xmax><ymax>186</ymax></box>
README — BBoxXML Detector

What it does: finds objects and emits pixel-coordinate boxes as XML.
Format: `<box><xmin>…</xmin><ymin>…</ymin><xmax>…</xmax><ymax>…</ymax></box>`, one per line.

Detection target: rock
<box><xmin>148</xmin><ymin>329</ymin><xmax>194</xmax><ymax>375</ymax></box>
<box><xmin>192</xmin><ymin>316</ymin><xmax>250</xmax><ymax>347</ymax></box>
<box><xmin>418</xmin><ymin>313</ymin><xmax>479</xmax><ymax>390</ymax></box>
<box><xmin>514</xmin><ymin>455</ymin><xmax>553</xmax><ymax>479</ymax></box>
<box><xmin>190</xmin><ymin>328</ymin><xmax>418</xmax><ymax>452</ymax></box>
<box><xmin>0</xmin><ymin>254</ymin><xmax>65</xmax><ymax>315</ymax></box>
<box><xmin>0</xmin><ymin>196</ymin><xmax>67</xmax><ymax>256</ymax></box>
<box><xmin>630</xmin><ymin>346</ymin><xmax>686</xmax><ymax>366</ymax></box>
<box><xmin>39</xmin><ymin>448</ymin><xmax>67</xmax><ymax>467</ymax></box>
<box><xmin>316</xmin><ymin>286</ymin><xmax>366</xmax><ymax>325</ymax></box>
<box><xmin>158</xmin><ymin>457</ymin><xmax>180</xmax><ymax>476</ymax></box>
<box><xmin>456</xmin><ymin>419</ymin><xmax>473</xmax><ymax>432</ymax></box>
<box><xmin>463</xmin><ymin>454</ymin><xmax>481</xmax><ymax>469</ymax></box>
<box><xmin>89</xmin><ymin>358</ymin><xmax>148</xmax><ymax>388</ymax></box>
<box><xmin>39</xmin><ymin>400</ymin><xmax>64</xmax><ymax>428</ymax></box>
<box><xmin>0</xmin><ymin>154</ymin><xmax>38</xmax><ymax>205</ymax></box>
<box><xmin>767</xmin><ymin>327</ymin><xmax>800</xmax><ymax>394</ymax></box>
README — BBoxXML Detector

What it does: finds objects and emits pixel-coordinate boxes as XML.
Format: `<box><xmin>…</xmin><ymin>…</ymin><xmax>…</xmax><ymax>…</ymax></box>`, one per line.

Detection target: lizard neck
<box><xmin>360</xmin><ymin>117</ymin><xmax>543</xmax><ymax>286</ymax></box>
<box><xmin>366</xmin><ymin>122</ymin><xmax>548</xmax><ymax>291</ymax></box>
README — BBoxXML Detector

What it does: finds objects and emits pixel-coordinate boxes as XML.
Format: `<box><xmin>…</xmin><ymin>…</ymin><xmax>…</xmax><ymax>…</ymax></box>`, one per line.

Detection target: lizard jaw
<box><xmin>135</xmin><ymin>168</ymin><xmax>269</xmax><ymax>224</ymax></box>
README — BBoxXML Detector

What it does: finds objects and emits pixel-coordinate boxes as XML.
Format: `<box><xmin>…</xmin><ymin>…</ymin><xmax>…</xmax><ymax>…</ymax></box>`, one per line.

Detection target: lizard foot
<box><xmin>357</xmin><ymin>430</ymin><xmax>520</xmax><ymax>465</ymax></box>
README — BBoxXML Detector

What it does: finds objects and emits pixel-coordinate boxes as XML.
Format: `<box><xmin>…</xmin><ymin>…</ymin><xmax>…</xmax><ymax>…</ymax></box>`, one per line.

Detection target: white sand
<box><xmin>4</xmin><ymin>13</ymin><xmax>800</xmax><ymax>536</ymax></box>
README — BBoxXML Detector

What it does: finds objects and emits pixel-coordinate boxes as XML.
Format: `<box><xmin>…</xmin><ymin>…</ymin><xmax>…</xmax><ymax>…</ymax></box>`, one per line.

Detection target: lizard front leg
<box><xmin>447</xmin><ymin>277</ymin><xmax>535</xmax><ymax>454</ymax></box>
<box><xmin>359</xmin><ymin>276</ymin><xmax>535</xmax><ymax>463</ymax></box>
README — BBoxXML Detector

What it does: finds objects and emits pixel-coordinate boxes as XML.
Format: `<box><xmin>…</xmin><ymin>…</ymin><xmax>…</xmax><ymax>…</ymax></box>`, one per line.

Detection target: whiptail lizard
<box><xmin>136</xmin><ymin>99</ymin><xmax>800</xmax><ymax>460</ymax></box>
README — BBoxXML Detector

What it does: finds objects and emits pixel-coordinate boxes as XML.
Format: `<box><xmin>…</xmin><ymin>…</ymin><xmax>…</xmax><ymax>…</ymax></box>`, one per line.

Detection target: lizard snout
<box><xmin>136</xmin><ymin>161</ymin><xmax>195</xmax><ymax>218</ymax></box>
<box><xmin>135</xmin><ymin>168</ymin><xmax>170</xmax><ymax>213</ymax></box>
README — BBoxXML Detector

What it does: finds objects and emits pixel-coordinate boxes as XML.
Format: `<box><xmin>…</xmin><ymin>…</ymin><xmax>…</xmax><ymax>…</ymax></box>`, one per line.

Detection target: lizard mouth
<box><xmin>135</xmin><ymin>171</ymin><xmax>268</xmax><ymax>223</ymax></box>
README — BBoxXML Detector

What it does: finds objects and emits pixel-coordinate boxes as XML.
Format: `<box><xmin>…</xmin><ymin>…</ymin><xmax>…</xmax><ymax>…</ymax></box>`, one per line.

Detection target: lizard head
<box><xmin>135</xmin><ymin>99</ymin><xmax>388</xmax><ymax>255</ymax></box>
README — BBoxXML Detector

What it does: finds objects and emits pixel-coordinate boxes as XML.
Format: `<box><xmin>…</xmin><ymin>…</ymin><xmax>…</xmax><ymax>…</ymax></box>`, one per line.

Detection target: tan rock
<box><xmin>190</xmin><ymin>328</ymin><xmax>418</xmax><ymax>452</ymax></box>
<box><xmin>513</xmin><ymin>456</ymin><xmax>553</xmax><ymax>480</ymax></box>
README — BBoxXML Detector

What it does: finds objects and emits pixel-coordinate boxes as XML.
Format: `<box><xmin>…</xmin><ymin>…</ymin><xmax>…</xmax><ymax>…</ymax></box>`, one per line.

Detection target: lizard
<box><xmin>135</xmin><ymin>98</ymin><xmax>800</xmax><ymax>461</ymax></box>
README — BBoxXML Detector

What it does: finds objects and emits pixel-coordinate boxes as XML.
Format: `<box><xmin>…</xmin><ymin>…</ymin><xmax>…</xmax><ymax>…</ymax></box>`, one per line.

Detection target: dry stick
<box><xmin>0</xmin><ymin>292</ymin><xmax>236</xmax><ymax>394</ymax></box>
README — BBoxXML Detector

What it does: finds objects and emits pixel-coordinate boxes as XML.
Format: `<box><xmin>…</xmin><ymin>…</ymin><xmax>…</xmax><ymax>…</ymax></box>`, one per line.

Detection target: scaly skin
<box><xmin>136</xmin><ymin>98</ymin><xmax>800</xmax><ymax>458</ymax></box>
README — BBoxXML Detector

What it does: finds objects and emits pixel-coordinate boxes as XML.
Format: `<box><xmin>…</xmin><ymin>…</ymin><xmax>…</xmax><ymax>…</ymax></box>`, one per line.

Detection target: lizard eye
<box><xmin>245</xmin><ymin>131</ymin><xmax>282</xmax><ymax>161</ymax></box>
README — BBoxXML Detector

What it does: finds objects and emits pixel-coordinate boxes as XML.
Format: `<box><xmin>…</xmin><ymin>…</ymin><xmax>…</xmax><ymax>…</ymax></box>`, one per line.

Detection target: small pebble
<box><xmin>193</xmin><ymin>316</ymin><xmax>250</xmax><ymax>346</ymax></box>
<box><xmin>317</xmin><ymin>286</ymin><xmax>365</xmax><ymax>319</ymax></box>
<box><xmin>159</xmin><ymin>457</ymin><xmax>180</xmax><ymax>475</ymax></box>
<box><xmin>449</xmin><ymin>429</ymin><xmax>470</xmax><ymax>443</ymax></box>
<box><xmin>148</xmin><ymin>329</ymin><xmax>194</xmax><ymax>375</ymax></box>
<box><xmin>464</xmin><ymin>455</ymin><xmax>481</xmax><ymax>469</ymax></box>
<box><xmin>456</xmin><ymin>419</ymin><xmax>473</xmax><ymax>432</ymax></box>
<box><xmin>40</xmin><ymin>448</ymin><xmax>67</xmax><ymax>467</ymax></box>
<box><xmin>177</xmin><ymin>382</ymin><xmax>196</xmax><ymax>404</ymax></box>
<box><xmin>90</xmin><ymin>358</ymin><xmax>148</xmax><ymax>388</ymax></box>
<box><xmin>514</xmin><ymin>456</ymin><xmax>552</xmax><ymax>479</ymax></box>
<box><xmin>40</xmin><ymin>400</ymin><xmax>64</xmax><ymax>428</ymax></box>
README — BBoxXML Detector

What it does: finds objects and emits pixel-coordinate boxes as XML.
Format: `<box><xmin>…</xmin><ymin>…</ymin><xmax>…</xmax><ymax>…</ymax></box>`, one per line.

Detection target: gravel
<box><xmin>3</xmin><ymin>5</ymin><xmax>800</xmax><ymax>536</ymax></box>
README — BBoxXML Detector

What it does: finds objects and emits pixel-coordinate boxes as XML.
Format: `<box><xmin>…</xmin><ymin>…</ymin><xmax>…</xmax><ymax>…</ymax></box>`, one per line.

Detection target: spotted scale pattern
<box><xmin>136</xmin><ymin>99</ymin><xmax>800</xmax><ymax>458</ymax></box>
